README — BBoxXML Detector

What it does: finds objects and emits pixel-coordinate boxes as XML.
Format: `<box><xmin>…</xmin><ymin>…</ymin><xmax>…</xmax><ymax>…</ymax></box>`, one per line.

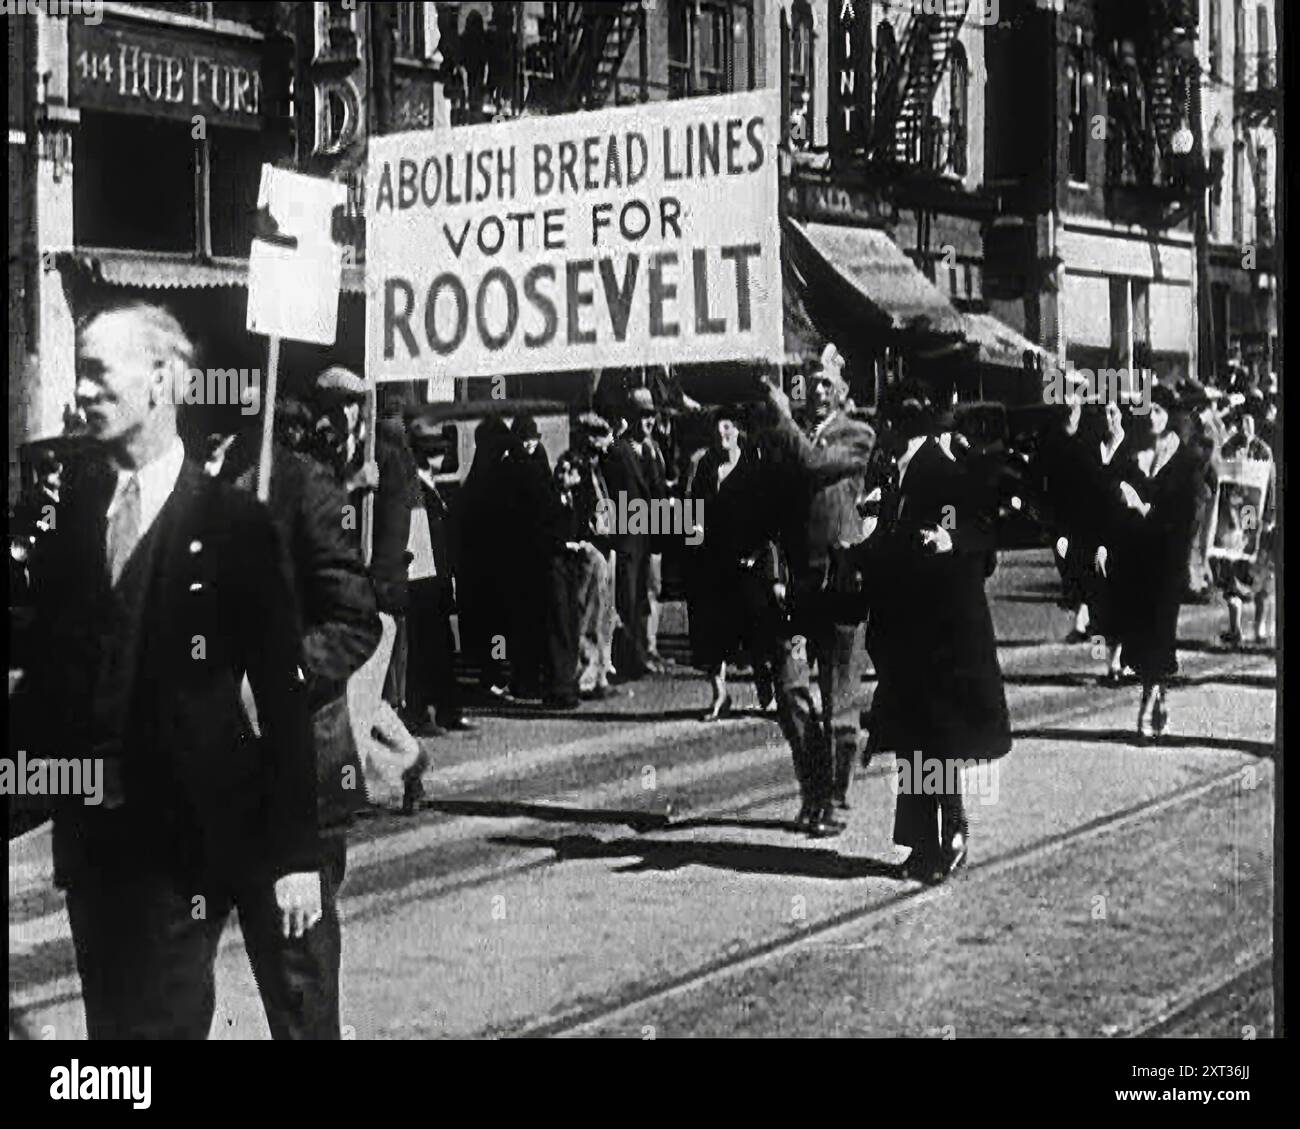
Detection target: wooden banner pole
<box><xmin>361</xmin><ymin>377</ymin><xmax>378</xmax><ymax>567</ymax></box>
<box><xmin>256</xmin><ymin>335</ymin><xmax>281</xmax><ymax>503</ymax></box>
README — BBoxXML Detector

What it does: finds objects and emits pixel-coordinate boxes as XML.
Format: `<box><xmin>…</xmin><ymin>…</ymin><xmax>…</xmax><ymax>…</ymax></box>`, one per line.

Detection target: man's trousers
<box><xmin>773</xmin><ymin>618</ymin><xmax>865</xmax><ymax>806</ymax></box>
<box><xmin>406</xmin><ymin>577</ymin><xmax>461</xmax><ymax>725</ymax></box>
<box><xmin>613</xmin><ymin>537</ymin><xmax>651</xmax><ymax>677</ymax></box>
<box><xmin>576</xmin><ymin>545</ymin><xmax>615</xmax><ymax>692</ymax></box>
<box><xmin>64</xmin><ymin>836</ymin><xmax>347</xmax><ymax>1040</ymax></box>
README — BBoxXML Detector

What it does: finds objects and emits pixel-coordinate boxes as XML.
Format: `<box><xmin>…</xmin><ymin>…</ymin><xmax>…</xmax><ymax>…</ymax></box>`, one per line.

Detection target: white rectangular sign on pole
<box><xmin>365</xmin><ymin>89</ymin><xmax>783</xmax><ymax>395</ymax></box>
<box><xmin>247</xmin><ymin>165</ymin><xmax>347</xmax><ymax>346</ymax></box>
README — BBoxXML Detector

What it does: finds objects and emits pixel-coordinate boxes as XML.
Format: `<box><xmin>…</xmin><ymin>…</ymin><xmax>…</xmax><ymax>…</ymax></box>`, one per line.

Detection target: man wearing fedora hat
<box><xmin>603</xmin><ymin>385</ymin><xmax>670</xmax><ymax>680</ymax></box>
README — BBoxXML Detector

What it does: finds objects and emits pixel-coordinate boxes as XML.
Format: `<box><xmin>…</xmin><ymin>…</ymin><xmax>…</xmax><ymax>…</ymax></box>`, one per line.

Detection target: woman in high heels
<box><xmin>685</xmin><ymin>409</ymin><xmax>782</xmax><ymax>722</ymax></box>
<box><xmin>1098</xmin><ymin>385</ymin><xmax>1201</xmax><ymax>740</ymax></box>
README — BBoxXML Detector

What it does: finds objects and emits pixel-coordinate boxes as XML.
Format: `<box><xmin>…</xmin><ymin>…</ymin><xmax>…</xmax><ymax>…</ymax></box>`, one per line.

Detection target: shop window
<box><xmin>1132</xmin><ymin>279</ymin><xmax>1150</xmax><ymax>366</ymax></box>
<box><xmin>74</xmin><ymin>111</ymin><xmax>194</xmax><ymax>252</ymax></box>
<box><xmin>209</xmin><ymin>125</ymin><xmax>291</xmax><ymax>259</ymax></box>
<box><xmin>947</xmin><ymin>42</ymin><xmax>969</xmax><ymax>177</ymax></box>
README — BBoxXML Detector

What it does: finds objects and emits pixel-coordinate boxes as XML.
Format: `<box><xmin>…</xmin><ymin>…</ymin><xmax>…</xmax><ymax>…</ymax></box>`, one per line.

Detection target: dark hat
<box><xmin>314</xmin><ymin>366</ymin><xmax>367</xmax><ymax>404</ymax></box>
<box><xmin>1150</xmin><ymin>382</ymin><xmax>1181</xmax><ymax>414</ymax></box>
<box><xmin>574</xmin><ymin>410</ymin><xmax>612</xmax><ymax>438</ymax></box>
<box><xmin>510</xmin><ymin>412</ymin><xmax>540</xmax><ymax>441</ymax></box>
<box><xmin>627</xmin><ymin>387</ymin><xmax>657</xmax><ymax>417</ymax></box>
<box><xmin>409</xmin><ymin>415</ymin><xmax>454</xmax><ymax>451</ymax></box>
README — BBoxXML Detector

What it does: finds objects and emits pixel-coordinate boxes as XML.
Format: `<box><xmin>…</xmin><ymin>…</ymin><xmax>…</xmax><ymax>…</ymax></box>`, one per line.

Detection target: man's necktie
<box><xmin>107</xmin><ymin>474</ymin><xmax>141</xmax><ymax>586</ymax></box>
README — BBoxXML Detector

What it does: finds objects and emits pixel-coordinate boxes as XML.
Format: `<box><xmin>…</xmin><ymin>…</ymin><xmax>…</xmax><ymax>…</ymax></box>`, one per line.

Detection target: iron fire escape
<box><xmin>869</xmin><ymin>1</ymin><xmax>970</xmax><ymax>167</ymax></box>
<box><xmin>530</xmin><ymin>1</ymin><xmax>644</xmax><ymax>114</ymax></box>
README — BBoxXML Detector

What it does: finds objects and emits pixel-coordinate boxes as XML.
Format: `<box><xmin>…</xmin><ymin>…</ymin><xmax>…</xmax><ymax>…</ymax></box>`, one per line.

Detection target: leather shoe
<box><xmin>793</xmin><ymin>798</ymin><xmax>816</xmax><ymax>832</ymax></box>
<box><xmin>807</xmin><ymin>804</ymin><xmax>846</xmax><ymax>839</ymax></box>
<box><xmin>437</xmin><ymin>717</ymin><xmax>477</xmax><ymax>733</ymax></box>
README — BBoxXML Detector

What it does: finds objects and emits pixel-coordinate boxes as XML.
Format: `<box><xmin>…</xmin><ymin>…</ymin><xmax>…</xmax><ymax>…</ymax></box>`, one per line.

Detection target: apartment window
<box><xmin>1233</xmin><ymin>0</ymin><xmax>1246</xmax><ymax>87</ymax></box>
<box><xmin>396</xmin><ymin>2</ymin><xmax>427</xmax><ymax>61</ymax></box>
<box><xmin>1232</xmin><ymin>140</ymin><xmax>1245</xmax><ymax>243</ymax></box>
<box><xmin>668</xmin><ymin>1</ymin><xmax>753</xmax><ymax>99</ymax></box>
<box><xmin>788</xmin><ymin>0</ymin><xmax>814</xmax><ymax>149</ymax></box>
<box><xmin>1067</xmin><ymin>52</ymin><xmax>1087</xmax><ymax>183</ymax></box>
<box><xmin>947</xmin><ymin>42</ymin><xmax>969</xmax><ymax>176</ymax></box>
<box><xmin>1254</xmin><ymin>145</ymin><xmax>1271</xmax><ymax>241</ymax></box>
<box><xmin>1256</xmin><ymin>5</ymin><xmax>1273</xmax><ymax>87</ymax></box>
<box><xmin>1208</xmin><ymin>0</ymin><xmax>1222</xmax><ymax>76</ymax></box>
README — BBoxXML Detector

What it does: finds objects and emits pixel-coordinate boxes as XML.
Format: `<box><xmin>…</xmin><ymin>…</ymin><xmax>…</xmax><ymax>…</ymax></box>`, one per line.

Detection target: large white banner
<box><xmin>365</xmin><ymin>89</ymin><xmax>782</xmax><ymax>390</ymax></box>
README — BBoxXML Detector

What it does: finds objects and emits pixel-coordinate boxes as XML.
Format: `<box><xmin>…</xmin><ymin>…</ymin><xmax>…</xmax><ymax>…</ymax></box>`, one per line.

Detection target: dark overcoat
<box><xmin>1107</xmin><ymin>440</ymin><xmax>1201</xmax><ymax>681</ymax></box>
<box><xmin>855</xmin><ymin>438</ymin><xmax>1012</xmax><ymax>761</ymax></box>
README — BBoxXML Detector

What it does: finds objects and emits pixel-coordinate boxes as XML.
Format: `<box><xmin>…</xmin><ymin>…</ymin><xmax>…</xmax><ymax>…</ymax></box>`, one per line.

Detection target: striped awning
<box><xmin>962</xmin><ymin>310</ymin><xmax>1054</xmax><ymax>369</ymax></box>
<box><xmin>783</xmin><ymin>219</ymin><xmax>968</xmax><ymax>349</ymax></box>
<box><xmin>59</xmin><ymin>248</ymin><xmax>366</xmax><ymax>294</ymax></box>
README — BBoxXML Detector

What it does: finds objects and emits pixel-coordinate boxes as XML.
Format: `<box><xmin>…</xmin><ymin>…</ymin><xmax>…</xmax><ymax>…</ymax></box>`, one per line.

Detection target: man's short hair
<box><xmin>76</xmin><ymin>296</ymin><xmax>197</xmax><ymax>375</ymax></box>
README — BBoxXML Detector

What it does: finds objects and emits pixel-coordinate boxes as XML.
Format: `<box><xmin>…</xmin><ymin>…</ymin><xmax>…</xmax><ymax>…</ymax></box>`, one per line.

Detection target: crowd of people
<box><xmin>5</xmin><ymin>289</ymin><xmax>1278</xmax><ymax>1040</ymax></box>
<box><xmin>1035</xmin><ymin>368</ymin><xmax>1278</xmax><ymax>735</ymax></box>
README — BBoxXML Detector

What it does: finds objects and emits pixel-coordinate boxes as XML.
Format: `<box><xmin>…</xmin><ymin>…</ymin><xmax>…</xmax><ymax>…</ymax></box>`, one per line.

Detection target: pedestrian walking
<box><xmin>755</xmin><ymin>352</ymin><xmax>875</xmax><ymax>838</ymax></box>
<box><xmin>15</xmin><ymin>298</ymin><xmax>326</xmax><ymax>1039</ymax></box>
<box><xmin>1098</xmin><ymin>384</ymin><xmax>1202</xmax><ymax>741</ymax></box>
<box><xmin>852</xmin><ymin>379</ymin><xmax>1012</xmax><ymax>885</ymax></box>
<box><xmin>406</xmin><ymin>417</ymin><xmax>476</xmax><ymax>734</ymax></box>
<box><xmin>684</xmin><ymin>407</ymin><xmax>783</xmax><ymax>721</ymax></box>
<box><xmin>1212</xmin><ymin>402</ymin><xmax>1276</xmax><ymax>648</ymax></box>
<box><xmin>1079</xmin><ymin>400</ymin><xmax>1143</xmax><ymax>684</ymax></box>
<box><xmin>456</xmin><ymin>414</ymin><xmax>514</xmax><ymax>698</ymax></box>
<box><xmin>571</xmin><ymin>412</ymin><xmax>620</xmax><ymax>699</ymax></box>
<box><xmin>602</xmin><ymin>388</ymin><xmax>662</xmax><ymax>681</ymax></box>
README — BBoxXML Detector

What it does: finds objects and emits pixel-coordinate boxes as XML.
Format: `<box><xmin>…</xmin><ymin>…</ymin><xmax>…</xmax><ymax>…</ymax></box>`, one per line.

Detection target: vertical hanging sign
<box><xmin>828</xmin><ymin>0</ymin><xmax>870</xmax><ymax>156</ymax></box>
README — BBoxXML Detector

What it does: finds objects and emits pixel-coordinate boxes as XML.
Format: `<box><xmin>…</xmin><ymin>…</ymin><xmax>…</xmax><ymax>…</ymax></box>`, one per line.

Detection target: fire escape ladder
<box><xmin>871</xmin><ymin>2</ymin><xmax>969</xmax><ymax>167</ymax></box>
<box><xmin>555</xmin><ymin>2</ymin><xmax>641</xmax><ymax>112</ymax></box>
<box><xmin>586</xmin><ymin>1</ymin><xmax>642</xmax><ymax>108</ymax></box>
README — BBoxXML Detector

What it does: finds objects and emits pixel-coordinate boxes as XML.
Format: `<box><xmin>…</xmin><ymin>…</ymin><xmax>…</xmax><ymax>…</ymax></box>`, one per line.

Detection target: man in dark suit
<box><xmin>16</xmin><ymin>298</ymin><xmax>326</xmax><ymax>1039</ymax></box>
<box><xmin>225</xmin><ymin>403</ymin><xmax>383</xmax><ymax>1034</ymax></box>
<box><xmin>406</xmin><ymin>417</ymin><xmax>473</xmax><ymax>733</ymax></box>
<box><xmin>757</xmin><ymin>356</ymin><xmax>875</xmax><ymax>839</ymax></box>
<box><xmin>853</xmin><ymin>381</ymin><xmax>1011</xmax><ymax>884</ymax></box>
<box><xmin>602</xmin><ymin>387</ymin><xmax>665</xmax><ymax>680</ymax></box>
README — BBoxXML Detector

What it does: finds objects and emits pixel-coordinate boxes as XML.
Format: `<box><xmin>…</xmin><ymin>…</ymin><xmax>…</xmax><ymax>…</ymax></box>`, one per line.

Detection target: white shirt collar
<box><xmin>108</xmin><ymin>437</ymin><xmax>186</xmax><ymax>540</ymax></box>
<box><xmin>896</xmin><ymin>435</ymin><xmax>928</xmax><ymax>484</ymax></box>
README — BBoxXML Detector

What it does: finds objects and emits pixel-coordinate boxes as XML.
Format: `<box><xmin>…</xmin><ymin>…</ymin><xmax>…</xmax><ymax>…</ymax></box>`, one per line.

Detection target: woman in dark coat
<box><xmin>502</xmin><ymin>412</ymin><xmax>555</xmax><ymax>700</ymax></box>
<box><xmin>684</xmin><ymin>409</ymin><xmax>784</xmax><ymax>721</ymax></box>
<box><xmin>457</xmin><ymin>415</ymin><xmax>513</xmax><ymax>695</ymax></box>
<box><xmin>1099</xmin><ymin>384</ymin><xmax>1201</xmax><ymax>740</ymax></box>
<box><xmin>1033</xmin><ymin>395</ymin><xmax>1094</xmax><ymax>640</ymax></box>
<box><xmin>853</xmin><ymin>385</ymin><xmax>1011</xmax><ymax>885</ymax></box>
<box><xmin>1076</xmin><ymin>400</ymin><xmax>1144</xmax><ymax>684</ymax></box>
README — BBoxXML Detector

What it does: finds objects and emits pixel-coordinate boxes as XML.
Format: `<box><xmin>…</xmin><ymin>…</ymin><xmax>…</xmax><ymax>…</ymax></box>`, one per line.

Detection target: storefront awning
<box><xmin>59</xmin><ymin>249</ymin><xmax>367</xmax><ymax>294</ymax></box>
<box><xmin>962</xmin><ymin>310</ymin><xmax>1053</xmax><ymax>369</ymax></box>
<box><xmin>783</xmin><ymin>219</ymin><xmax>968</xmax><ymax>350</ymax></box>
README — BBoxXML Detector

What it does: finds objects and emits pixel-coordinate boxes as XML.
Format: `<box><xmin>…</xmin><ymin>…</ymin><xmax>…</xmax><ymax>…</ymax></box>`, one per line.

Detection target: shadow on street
<box><xmin>491</xmin><ymin>832</ymin><xmax>902</xmax><ymax>880</ymax></box>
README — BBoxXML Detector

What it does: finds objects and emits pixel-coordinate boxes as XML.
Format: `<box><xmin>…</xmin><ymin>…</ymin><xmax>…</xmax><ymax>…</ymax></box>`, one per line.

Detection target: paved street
<box><xmin>9</xmin><ymin>549</ymin><xmax>1276</xmax><ymax>1039</ymax></box>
